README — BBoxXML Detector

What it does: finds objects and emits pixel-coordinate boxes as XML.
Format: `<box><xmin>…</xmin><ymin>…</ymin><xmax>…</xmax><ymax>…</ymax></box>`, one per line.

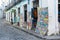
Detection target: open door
<box><xmin>31</xmin><ymin>0</ymin><xmax>39</xmax><ymax>31</ymax></box>
<box><xmin>31</xmin><ymin>8</ymin><xmax>38</xmax><ymax>31</ymax></box>
<box><xmin>58</xmin><ymin>1</ymin><xmax>60</xmax><ymax>33</ymax></box>
<box><xmin>24</xmin><ymin>10</ymin><xmax>27</xmax><ymax>22</ymax></box>
<box><xmin>14</xmin><ymin>10</ymin><xmax>16</xmax><ymax>23</ymax></box>
<box><xmin>24</xmin><ymin>4</ymin><xmax>27</xmax><ymax>28</ymax></box>
<box><xmin>58</xmin><ymin>4</ymin><xmax>60</xmax><ymax>22</ymax></box>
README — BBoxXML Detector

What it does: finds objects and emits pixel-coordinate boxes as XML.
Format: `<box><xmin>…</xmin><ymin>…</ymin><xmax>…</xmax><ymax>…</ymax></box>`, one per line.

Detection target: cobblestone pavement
<box><xmin>0</xmin><ymin>19</ymin><xmax>44</xmax><ymax>40</ymax></box>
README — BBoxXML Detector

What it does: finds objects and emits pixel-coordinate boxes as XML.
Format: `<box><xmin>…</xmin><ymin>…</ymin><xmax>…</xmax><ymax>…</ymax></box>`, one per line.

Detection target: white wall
<box><xmin>48</xmin><ymin>0</ymin><xmax>59</xmax><ymax>35</ymax></box>
<box><xmin>55</xmin><ymin>0</ymin><xmax>59</xmax><ymax>34</ymax></box>
<box><xmin>39</xmin><ymin>0</ymin><xmax>48</xmax><ymax>8</ymax></box>
<box><xmin>42</xmin><ymin>0</ymin><xmax>48</xmax><ymax>8</ymax></box>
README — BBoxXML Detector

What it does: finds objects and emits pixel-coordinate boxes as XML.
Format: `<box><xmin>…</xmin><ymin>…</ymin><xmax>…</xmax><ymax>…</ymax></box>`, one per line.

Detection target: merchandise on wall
<box><xmin>20</xmin><ymin>13</ymin><xmax>24</xmax><ymax>27</ymax></box>
<box><xmin>36</xmin><ymin>7</ymin><xmax>48</xmax><ymax>35</ymax></box>
<box><xmin>27</xmin><ymin>12</ymin><xmax>32</xmax><ymax>30</ymax></box>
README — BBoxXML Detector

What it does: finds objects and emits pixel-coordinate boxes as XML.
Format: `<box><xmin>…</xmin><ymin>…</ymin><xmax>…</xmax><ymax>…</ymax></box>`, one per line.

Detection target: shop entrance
<box><xmin>24</xmin><ymin>4</ymin><xmax>27</xmax><ymax>28</ymax></box>
<box><xmin>58</xmin><ymin>4</ymin><xmax>60</xmax><ymax>22</ymax></box>
<box><xmin>31</xmin><ymin>0</ymin><xmax>39</xmax><ymax>31</ymax></box>
<box><xmin>24</xmin><ymin>10</ymin><xmax>27</xmax><ymax>22</ymax></box>
<box><xmin>58</xmin><ymin>3</ymin><xmax>60</xmax><ymax>33</ymax></box>
<box><xmin>14</xmin><ymin>10</ymin><xmax>16</xmax><ymax>23</ymax></box>
<box><xmin>31</xmin><ymin>8</ymin><xmax>38</xmax><ymax>31</ymax></box>
<box><xmin>11</xmin><ymin>12</ymin><xmax>13</xmax><ymax>24</ymax></box>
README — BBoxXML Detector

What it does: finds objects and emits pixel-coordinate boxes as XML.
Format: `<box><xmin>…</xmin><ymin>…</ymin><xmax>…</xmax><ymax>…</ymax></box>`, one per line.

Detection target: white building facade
<box><xmin>5</xmin><ymin>0</ymin><xmax>59</xmax><ymax>36</ymax></box>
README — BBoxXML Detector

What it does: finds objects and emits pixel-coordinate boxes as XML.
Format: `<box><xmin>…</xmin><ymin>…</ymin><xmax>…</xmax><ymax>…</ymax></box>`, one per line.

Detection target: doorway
<box><xmin>11</xmin><ymin>12</ymin><xmax>13</xmax><ymax>24</ymax></box>
<box><xmin>31</xmin><ymin>8</ymin><xmax>38</xmax><ymax>31</ymax></box>
<box><xmin>24</xmin><ymin>4</ymin><xmax>27</xmax><ymax>28</ymax></box>
<box><xmin>24</xmin><ymin>10</ymin><xmax>27</xmax><ymax>22</ymax></box>
<box><xmin>14</xmin><ymin>10</ymin><xmax>16</xmax><ymax>23</ymax></box>
<box><xmin>58</xmin><ymin>2</ymin><xmax>60</xmax><ymax>33</ymax></box>
<box><xmin>31</xmin><ymin>0</ymin><xmax>39</xmax><ymax>31</ymax></box>
<box><xmin>24</xmin><ymin>4</ymin><xmax>27</xmax><ymax>22</ymax></box>
<box><xmin>58</xmin><ymin>4</ymin><xmax>60</xmax><ymax>22</ymax></box>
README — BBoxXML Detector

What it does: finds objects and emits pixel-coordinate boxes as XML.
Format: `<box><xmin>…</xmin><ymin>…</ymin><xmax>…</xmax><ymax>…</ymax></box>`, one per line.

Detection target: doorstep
<box><xmin>5</xmin><ymin>21</ymin><xmax>60</xmax><ymax>40</ymax></box>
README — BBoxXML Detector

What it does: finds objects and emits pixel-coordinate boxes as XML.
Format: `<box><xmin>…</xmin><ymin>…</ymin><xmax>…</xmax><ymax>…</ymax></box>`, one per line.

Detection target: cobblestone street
<box><xmin>0</xmin><ymin>19</ymin><xmax>44</xmax><ymax>40</ymax></box>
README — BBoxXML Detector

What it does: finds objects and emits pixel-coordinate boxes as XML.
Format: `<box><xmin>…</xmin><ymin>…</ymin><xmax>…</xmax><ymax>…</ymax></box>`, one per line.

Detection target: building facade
<box><xmin>5</xmin><ymin>0</ymin><xmax>58</xmax><ymax>36</ymax></box>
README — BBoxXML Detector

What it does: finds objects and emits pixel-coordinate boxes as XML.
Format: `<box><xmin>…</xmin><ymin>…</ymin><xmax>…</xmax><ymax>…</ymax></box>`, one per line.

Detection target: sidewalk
<box><xmin>4</xmin><ymin>21</ymin><xmax>60</xmax><ymax>40</ymax></box>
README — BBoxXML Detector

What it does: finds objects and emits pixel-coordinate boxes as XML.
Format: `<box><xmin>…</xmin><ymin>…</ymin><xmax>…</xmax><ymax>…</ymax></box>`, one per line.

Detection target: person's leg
<box><xmin>31</xmin><ymin>19</ymin><xmax>36</xmax><ymax>31</ymax></box>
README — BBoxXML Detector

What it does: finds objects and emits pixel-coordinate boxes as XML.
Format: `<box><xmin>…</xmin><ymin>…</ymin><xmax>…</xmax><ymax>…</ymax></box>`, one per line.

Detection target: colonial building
<box><xmin>5</xmin><ymin>0</ymin><xmax>59</xmax><ymax>36</ymax></box>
